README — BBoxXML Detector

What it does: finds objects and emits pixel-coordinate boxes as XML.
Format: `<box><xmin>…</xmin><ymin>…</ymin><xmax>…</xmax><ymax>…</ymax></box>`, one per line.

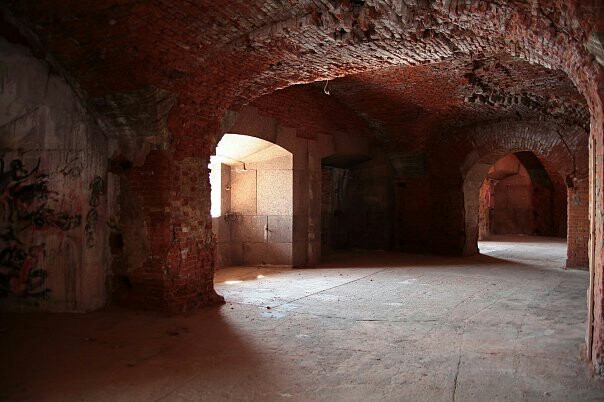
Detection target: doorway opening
<box><xmin>210</xmin><ymin>134</ymin><xmax>294</xmax><ymax>268</ymax></box>
<box><xmin>320</xmin><ymin>153</ymin><xmax>393</xmax><ymax>256</ymax></box>
<box><xmin>478</xmin><ymin>152</ymin><xmax>567</xmax><ymax>241</ymax></box>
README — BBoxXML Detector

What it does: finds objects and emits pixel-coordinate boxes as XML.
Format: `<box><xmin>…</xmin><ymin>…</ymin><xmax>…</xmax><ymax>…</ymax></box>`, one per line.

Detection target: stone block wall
<box><xmin>212</xmin><ymin>142</ymin><xmax>295</xmax><ymax>267</ymax></box>
<box><xmin>223</xmin><ymin>102</ymin><xmax>374</xmax><ymax>267</ymax></box>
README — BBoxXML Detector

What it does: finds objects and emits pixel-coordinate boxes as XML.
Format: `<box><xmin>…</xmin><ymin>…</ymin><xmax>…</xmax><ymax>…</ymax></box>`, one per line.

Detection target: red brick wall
<box><xmin>393</xmin><ymin>179</ymin><xmax>432</xmax><ymax>252</ymax></box>
<box><xmin>251</xmin><ymin>85</ymin><xmax>372</xmax><ymax>140</ymax></box>
<box><xmin>320</xmin><ymin>168</ymin><xmax>334</xmax><ymax>253</ymax></box>
<box><xmin>478</xmin><ymin>179</ymin><xmax>493</xmax><ymax>239</ymax></box>
<box><xmin>566</xmin><ymin>178</ymin><xmax>589</xmax><ymax>268</ymax></box>
<box><xmin>590</xmin><ymin>73</ymin><xmax>604</xmax><ymax>375</ymax></box>
<box><xmin>118</xmin><ymin>150</ymin><xmax>223</xmax><ymax>312</ymax></box>
<box><xmin>323</xmin><ymin>158</ymin><xmax>394</xmax><ymax>251</ymax></box>
<box><xmin>487</xmin><ymin>156</ymin><xmax>536</xmax><ymax>236</ymax></box>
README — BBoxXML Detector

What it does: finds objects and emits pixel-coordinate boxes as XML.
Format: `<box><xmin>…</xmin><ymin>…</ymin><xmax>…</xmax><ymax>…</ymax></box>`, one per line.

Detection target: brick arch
<box><xmin>161</xmin><ymin>1</ymin><xmax>601</xmax><ymax>158</ymax></box>
<box><xmin>461</xmin><ymin>121</ymin><xmax>584</xmax><ymax>180</ymax></box>
<box><xmin>162</xmin><ymin>0</ymin><xmax>601</xmax><ymax>276</ymax></box>
<box><xmin>424</xmin><ymin>120</ymin><xmax>587</xmax><ymax>258</ymax></box>
<box><xmin>425</xmin><ymin>120</ymin><xmax>586</xmax><ymax>254</ymax></box>
<box><xmin>459</xmin><ymin>122</ymin><xmax>588</xmax><ymax>262</ymax></box>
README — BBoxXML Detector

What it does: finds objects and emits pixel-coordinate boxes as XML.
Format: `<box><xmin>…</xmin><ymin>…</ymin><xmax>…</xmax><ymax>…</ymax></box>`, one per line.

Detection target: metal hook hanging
<box><xmin>323</xmin><ymin>79</ymin><xmax>331</xmax><ymax>95</ymax></box>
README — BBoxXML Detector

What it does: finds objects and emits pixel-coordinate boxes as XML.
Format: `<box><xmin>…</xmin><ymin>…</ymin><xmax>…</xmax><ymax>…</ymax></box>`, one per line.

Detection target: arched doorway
<box><xmin>462</xmin><ymin>140</ymin><xmax>588</xmax><ymax>270</ymax></box>
<box><xmin>477</xmin><ymin>152</ymin><xmax>567</xmax><ymax>240</ymax></box>
<box><xmin>210</xmin><ymin>134</ymin><xmax>294</xmax><ymax>267</ymax></box>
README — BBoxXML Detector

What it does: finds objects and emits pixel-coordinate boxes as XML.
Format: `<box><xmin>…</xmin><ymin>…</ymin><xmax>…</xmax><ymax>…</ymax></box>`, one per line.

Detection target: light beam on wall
<box><xmin>209</xmin><ymin>162</ymin><xmax>221</xmax><ymax>217</ymax></box>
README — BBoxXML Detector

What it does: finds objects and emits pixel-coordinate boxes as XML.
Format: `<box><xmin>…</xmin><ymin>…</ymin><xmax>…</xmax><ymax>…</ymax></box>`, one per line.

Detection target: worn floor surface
<box><xmin>1</xmin><ymin>235</ymin><xmax>603</xmax><ymax>401</ymax></box>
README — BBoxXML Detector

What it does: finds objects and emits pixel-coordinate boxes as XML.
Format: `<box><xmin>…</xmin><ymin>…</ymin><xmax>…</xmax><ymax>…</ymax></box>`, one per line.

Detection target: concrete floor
<box><xmin>1</xmin><ymin>235</ymin><xmax>603</xmax><ymax>401</ymax></box>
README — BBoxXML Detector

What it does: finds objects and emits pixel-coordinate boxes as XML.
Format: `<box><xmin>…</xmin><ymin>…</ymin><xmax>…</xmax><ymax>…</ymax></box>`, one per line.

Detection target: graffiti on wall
<box><xmin>0</xmin><ymin>157</ymin><xmax>82</xmax><ymax>298</ymax></box>
<box><xmin>85</xmin><ymin>176</ymin><xmax>106</xmax><ymax>248</ymax></box>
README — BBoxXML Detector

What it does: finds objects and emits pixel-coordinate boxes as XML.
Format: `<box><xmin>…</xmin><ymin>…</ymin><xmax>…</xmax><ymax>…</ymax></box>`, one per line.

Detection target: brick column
<box><xmin>122</xmin><ymin>150</ymin><xmax>223</xmax><ymax>312</ymax></box>
<box><xmin>588</xmin><ymin>66</ymin><xmax>604</xmax><ymax>374</ymax></box>
<box><xmin>566</xmin><ymin>178</ymin><xmax>589</xmax><ymax>269</ymax></box>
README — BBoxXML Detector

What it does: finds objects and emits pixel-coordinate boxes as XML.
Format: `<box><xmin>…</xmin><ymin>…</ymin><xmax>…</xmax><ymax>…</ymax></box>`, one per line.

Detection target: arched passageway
<box><xmin>477</xmin><ymin>152</ymin><xmax>566</xmax><ymax>240</ymax></box>
<box><xmin>210</xmin><ymin>134</ymin><xmax>294</xmax><ymax>267</ymax></box>
<box><xmin>454</xmin><ymin>122</ymin><xmax>589</xmax><ymax>268</ymax></box>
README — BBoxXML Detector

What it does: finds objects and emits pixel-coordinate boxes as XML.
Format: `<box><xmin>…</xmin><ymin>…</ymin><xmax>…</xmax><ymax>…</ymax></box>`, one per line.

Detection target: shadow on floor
<box><xmin>0</xmin><ymin>306</ymin><xmax>280</xmax><ymax>401</ymax></box>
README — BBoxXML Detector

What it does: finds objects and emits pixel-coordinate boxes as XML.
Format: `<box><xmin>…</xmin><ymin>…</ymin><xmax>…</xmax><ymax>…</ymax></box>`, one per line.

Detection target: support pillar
<box><xmin>566</xmin><ymin>177</ymin><xmax>589</xmax><ymax>269</ymax></box>
<box><xmin>588</xmin><ymin>66</ymin><xmax>604</xmax><ymax>373</ymax></box>
<box><xmin>120</xmin><ymin>150</ymin><xmax>223</xmax><ymax>312</ymax></box>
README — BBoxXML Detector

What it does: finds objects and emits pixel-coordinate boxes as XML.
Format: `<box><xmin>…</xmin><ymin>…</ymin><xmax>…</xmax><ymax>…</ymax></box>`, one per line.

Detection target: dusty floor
<box><xmin>1</xmin><ymin>235</ymin><xmax>603</xmax><ymax>401</ymax></box>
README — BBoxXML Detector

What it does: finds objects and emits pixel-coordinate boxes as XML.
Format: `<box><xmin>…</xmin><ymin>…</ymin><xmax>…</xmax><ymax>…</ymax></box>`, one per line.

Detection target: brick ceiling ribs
<box><xmin>2</xmin><ymin>0</ymin><xmax>600</xmax><ymax>153</ymax></box>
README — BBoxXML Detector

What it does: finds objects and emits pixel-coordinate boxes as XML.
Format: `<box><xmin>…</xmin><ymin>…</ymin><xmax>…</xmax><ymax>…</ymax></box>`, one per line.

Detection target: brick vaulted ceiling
<box><xmin>2</xmin><ymin>0</ymin><xmax>600</xmax><ymax>153</ymax></box>
<box><xmin>309</xmin><ymin>53</ymin><xmax>589</xmax><ymax>149</ymax></box>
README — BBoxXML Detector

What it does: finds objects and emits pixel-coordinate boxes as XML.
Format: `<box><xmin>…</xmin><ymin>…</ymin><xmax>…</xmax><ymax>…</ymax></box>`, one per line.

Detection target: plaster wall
<box><xmin>0</xmin><ymin>38</ymin><xmax>109</xmax><ymax>312</ymax></box>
